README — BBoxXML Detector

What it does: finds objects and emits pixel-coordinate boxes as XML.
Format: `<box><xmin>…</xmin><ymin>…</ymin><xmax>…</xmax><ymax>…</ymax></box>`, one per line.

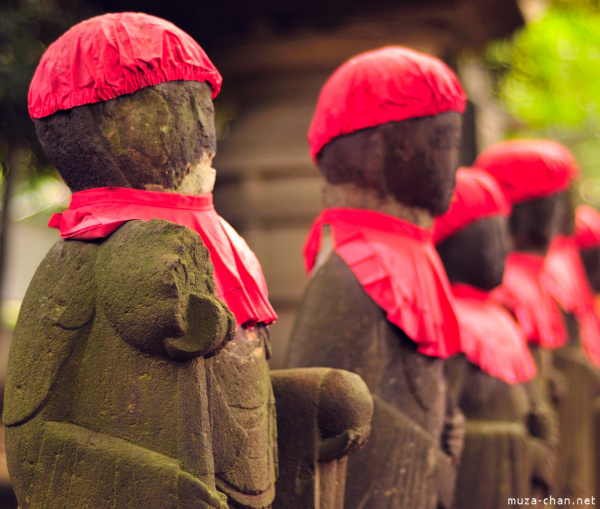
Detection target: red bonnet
<box><xmin>29</xmin><ymin>12</ymin><xmax>222</xmax><ymax>118</ymax></box>
<box><xmin>308</xmin><ymin>46</ymin><xmax>467</xmax><ymax>162</ymax></box>
<box><xmin>474</xmin><ymin>139</ymin><xmax>578</xmax><ymax>205</ymax></box>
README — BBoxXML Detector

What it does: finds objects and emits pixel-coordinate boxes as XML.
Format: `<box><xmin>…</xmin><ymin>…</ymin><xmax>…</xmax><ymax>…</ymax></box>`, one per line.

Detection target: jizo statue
<box><xmin>3</xmin><ymin>13</ymin><xmax>373</xmax><ymax>509</ymax></box>
<box><xmin>542</xmin><ymin>197</ymin><xmax>600</xmax><ymax>500</ymax></box>
<box><xmin>474</xmin><ymin>139</ymin><xmax>580</xmax><ymax>499</ymax></box>
<box><xmin>575</xmin><ymin>204</ymin><xmax>600</xmax><ymax>497</ymax></box>
<box><xmin>285</xmin><ymin>47</ymin><xmax>467</xmax><ymax>509</ymax></box>
<box><xmin>434</xmin><ymin>168</ymin><xmax>554</xmax><ymax>506</ymax></box>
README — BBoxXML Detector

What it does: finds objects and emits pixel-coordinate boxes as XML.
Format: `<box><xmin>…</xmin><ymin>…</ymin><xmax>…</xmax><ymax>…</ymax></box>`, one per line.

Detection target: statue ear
<box><xmin>4</xmin><ymin>240</ymin><xmax>98</xmax><ymax>426</ymax></box>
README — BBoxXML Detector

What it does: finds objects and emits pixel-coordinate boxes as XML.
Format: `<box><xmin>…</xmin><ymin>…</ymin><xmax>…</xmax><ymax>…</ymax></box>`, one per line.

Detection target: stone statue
<box><xmin>285</xmin><ymin>47</ymin><xmax>467</xmax><ymax>509</ymax></box>
<box><xmin>543</xmin><ymin>198</ymin><xmax>600</xmax><ymax>500</ymax></box>
<box><xmin>4</xmin><ymin>13</ymin><xmax>372</xmax><ymax>509</ymax></box>
<box><xmin>475</xmin><ymin>139</ymin><xmax>579</xmax><ymax>500</ymax></box>
<box><xmin>434</xmin><ymin>168</ymin><xmax>555</xmax><ymax>507</ymax></box>
<box><xmin>575</xmin><ymin>204</ymin><xmax>600</xmax><ymax>498</ymax></box>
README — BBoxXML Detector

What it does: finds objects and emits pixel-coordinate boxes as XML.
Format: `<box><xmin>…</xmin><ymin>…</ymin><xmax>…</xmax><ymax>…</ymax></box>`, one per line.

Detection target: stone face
<box><xmin>318</xmin><ymin>112</ymin><xmax>462</xmax><ymax>217</ymax></box>
<box><xmin>509</xmin><ymin>194</ymin><xmax>565</xmax><ymax>255</ymax></box>
<box><xmin>436</xmin><ymin>217</ymin><xmax>508</xmax><ymax>291</ymax></box>
<box><xmin>33</xmin><ymin>81</ymin><xmax>217</xmax><ymax>193</ymax></box>
<box><xmin>4</xmin><ymin>219</ymin><xmax>235</xmax><ymax>508</ymax></box>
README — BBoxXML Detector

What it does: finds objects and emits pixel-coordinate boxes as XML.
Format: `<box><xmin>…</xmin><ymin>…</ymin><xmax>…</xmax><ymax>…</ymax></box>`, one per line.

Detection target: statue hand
<box><xmin>164</xmin><ymin>293</ymin><xmax>235</xmax><ymax>360</ymax></box>
<box><xmin>526</xmin><ymin>407</ymin><xmax>559</xmax><ymax>448</ymax></box>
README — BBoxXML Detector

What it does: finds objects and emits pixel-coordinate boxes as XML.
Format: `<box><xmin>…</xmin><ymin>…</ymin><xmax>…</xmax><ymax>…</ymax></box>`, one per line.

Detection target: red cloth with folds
<box><xmin>491</xmin><ymin>252</ymin><xmax>567</xmax><ymax>348</ymax></box>
<box><xmin>576</xmin><ymin>204</ymin><xmax>600</xmax><ymax>250</ymax></box>
<box><xmin>451</xmin><ymin>284</ymin><xmax>536</xmax><ymax>384</ymax></box>
<box><xmin>28</xmin><ymin>12</ymin><xmax>222</xmax><ymax>119</ymax></box>
<box><xmin>304</xmin><ymin>208</ymin><xmax>461</xmax><ymax>358</ymax></box>
<box><xmin>307</xmin><ymin>46</ymin><xmax>466</xmax><ymax>161</ymax></box>
<box><xmin>49</xmin><ymin>187</ymin><xmax>277</xmax><ymax>329</ymax></box>
<box><xmin>542</xmin><ymin>236</ymin><xmax>600</xmax><ymax>366</ymax></box>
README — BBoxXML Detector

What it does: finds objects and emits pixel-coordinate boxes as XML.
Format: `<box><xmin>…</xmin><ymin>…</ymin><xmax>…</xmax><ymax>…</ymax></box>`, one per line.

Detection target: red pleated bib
<box><xmin>49</xmin><ymin>187</ymin><xmax>277</xmax><ymax>329</ymax></box>
<box><xmin>304</xmin><ymin>208</ymin><xmax>461</xmax><ymax>358</ymax></box>
<box><xmin>451</xmin><ymin>283</ymin><xmax>536</xmax><ymax>384</ymax></box>
<box><xmin>491</xmin><ymin>252</ymin><xmax>566</xmax><ymax>349</ymax></box>
<box><xmin>543</xmin><ymin>236</ymin><xmax>600</xmax><ymax>366</ymax></box>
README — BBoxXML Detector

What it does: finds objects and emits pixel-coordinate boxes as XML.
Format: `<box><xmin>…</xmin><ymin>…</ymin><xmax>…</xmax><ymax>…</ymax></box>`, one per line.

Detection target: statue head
<box><xmin>434</xmin><ymin>168</ymin><xmax>511</xmax><ymax>290</ymax></box>
<box><xmin>308</xmin><ymin>47</ymin><xmax>466</xmax><ymax>217</ymax></box>
<box><xmin>29</xmin><ymin>12</ymin><xmax>222</xmax><ymax>195</ymax></box>
<box><xmin>576</xmin><ymin>204</ymin><xmax>600</xmax><ymax>292</ymax></box>
<box><xmin>474</xmin><ymin>139</ymin><xmax>578</xmax><ymax>255</ymax></box>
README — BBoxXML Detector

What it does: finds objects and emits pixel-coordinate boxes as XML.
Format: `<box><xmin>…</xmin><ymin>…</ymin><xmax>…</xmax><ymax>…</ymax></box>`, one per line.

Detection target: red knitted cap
<box><xmin>474</xmin><ymin>139</ymin><xmax>578</xmax><ymax>205</ymax></box>
<box><xmin>575</xmin><ymin>205</ymin><xmax>600</xmax><ymax>250</ymax></box>
<box><xmin>434</xmin><ymin>167</ymin><xmax>510</xmax><ymax>244</ymax></box>
<box><xmin>307</xmin><ymin>46</ymin><xmax>467</xmax><ymax>162</ymax></box>
<box><xmin>28</xmin><ymin>12</ymin><xmax>222</xmax><ymax>119</ymax></box>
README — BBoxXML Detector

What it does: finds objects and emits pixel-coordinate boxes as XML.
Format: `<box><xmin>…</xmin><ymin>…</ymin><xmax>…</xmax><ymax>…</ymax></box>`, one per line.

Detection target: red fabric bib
<box><xmin>304</xmin><ymin>208</ymin><xmax>461</xmax><ymax>358</ymax></box>
<box><xmin>451</xmin><ymin>284</ymin><xmax>536</xmax><ymax>384</ymax></box>
<box><xmin>491</xmin><ymin>252</ymin><xmax>566</xmax><ymax>348</ymax></box>
<box><xmin>542</xmin><ymin>236</ymin><xmax>600</xmax><ymax>367</ymax></box>
<box><xmin>49</xmin><ymin>187</ymin><xmax>277</xmax><ymax>329</ymax></box>
<box><xmin>575</xmin><ymin>204</ymin><xmax>600</xmax><ymax>250</ymax></box>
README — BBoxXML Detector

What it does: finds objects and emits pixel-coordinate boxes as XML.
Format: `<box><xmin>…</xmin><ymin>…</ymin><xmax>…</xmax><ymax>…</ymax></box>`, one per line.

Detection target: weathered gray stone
<box><xmin>4</xmin><ymin>219</ymin><xmax>235</xmax><ymax>508</ymax></box>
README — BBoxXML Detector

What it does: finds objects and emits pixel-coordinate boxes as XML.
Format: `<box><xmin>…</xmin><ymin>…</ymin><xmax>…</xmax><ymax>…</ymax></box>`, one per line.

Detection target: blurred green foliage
<box><xmin>486</xmin><ymin>1</ymin><xmax>600</xmax><ymax>203</ymax></box>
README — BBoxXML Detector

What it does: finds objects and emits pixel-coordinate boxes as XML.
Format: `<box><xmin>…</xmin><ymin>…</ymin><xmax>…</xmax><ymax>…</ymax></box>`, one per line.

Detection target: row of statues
<box><xmin>3</xmin><ymin>10</ymin><xmax>600</xmax><ymax>509</ymax></box>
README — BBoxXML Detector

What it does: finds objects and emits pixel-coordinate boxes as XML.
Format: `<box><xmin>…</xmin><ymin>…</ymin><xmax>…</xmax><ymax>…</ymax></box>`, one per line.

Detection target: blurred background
<box><xmin>0</xmin><ymin>0</ymin><xmax>598</xmax><ymax>500</ymax></box>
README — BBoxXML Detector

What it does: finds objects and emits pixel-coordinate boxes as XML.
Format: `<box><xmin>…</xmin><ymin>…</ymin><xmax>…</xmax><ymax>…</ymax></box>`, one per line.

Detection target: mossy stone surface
<box><xmin>4</xmin><ymin>219</ymin><xmax>235</xmax><ymax>508</ymax></box>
